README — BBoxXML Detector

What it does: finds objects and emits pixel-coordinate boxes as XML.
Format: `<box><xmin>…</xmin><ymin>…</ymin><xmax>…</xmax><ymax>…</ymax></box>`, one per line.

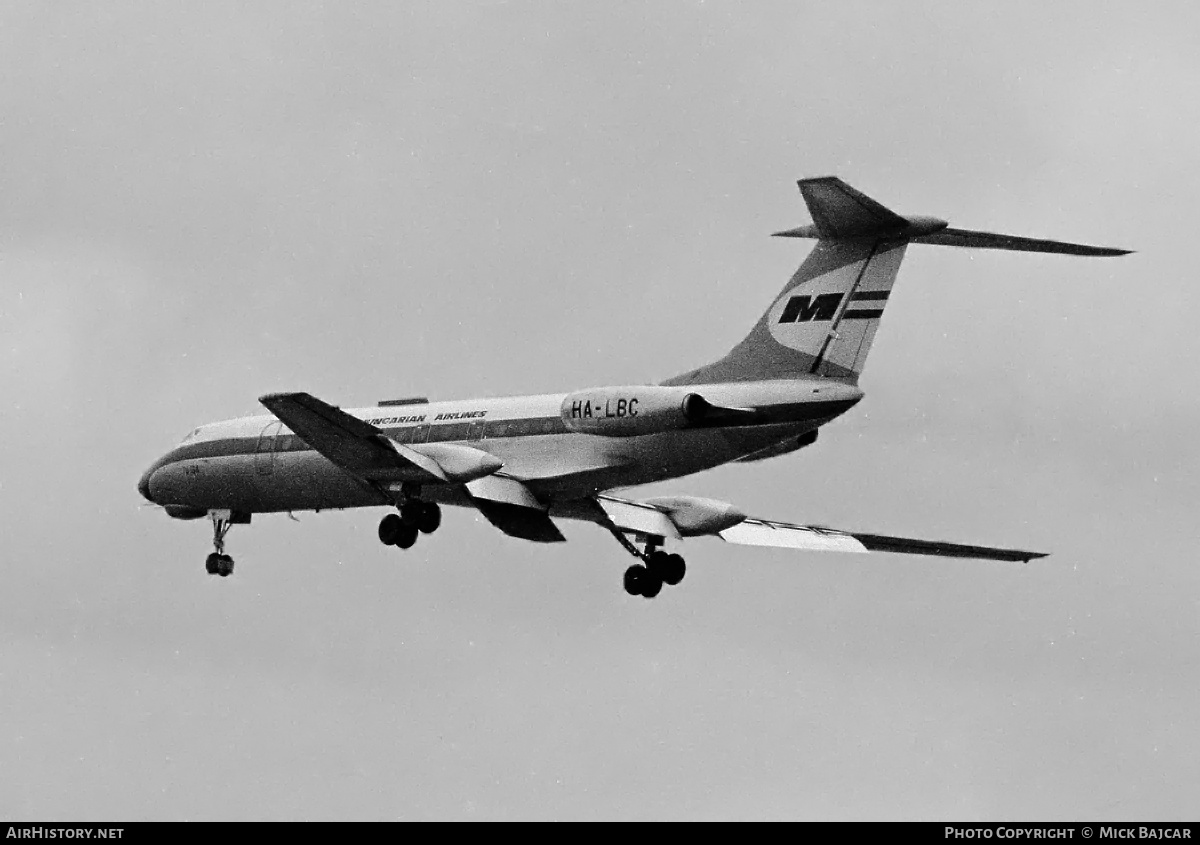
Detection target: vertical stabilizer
<box><xmin>665</xmin><ymin>178</ymin><xmax>917</xmax><ymax>385</ymax></box>
<box><xmin>663</xmin><ymin>176</ymin><xmax>1129</xmax><ymax>387</ymax></box>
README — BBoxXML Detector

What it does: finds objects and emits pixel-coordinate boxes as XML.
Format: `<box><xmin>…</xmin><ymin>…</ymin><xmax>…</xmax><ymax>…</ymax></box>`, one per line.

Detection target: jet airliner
<box><xmin>138</xmin><ymin>177</ymin><xmax>1128</xmax><ymax>597</ymax></box>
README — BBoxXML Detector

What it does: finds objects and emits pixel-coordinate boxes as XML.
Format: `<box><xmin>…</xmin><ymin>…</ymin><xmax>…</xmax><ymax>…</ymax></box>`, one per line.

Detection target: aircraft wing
<box><xmin>596</xmin><ymin>494</ymin><xmax>1045</xmax><ymax>563</ymax></box>
<box><xmin>719</xmin><ymin>519</ymin><xmax>1045</xmax><ymax>563</ymax></box>
<box><xmin>261</xmin><ymin>391</ymin><xmax>408</xmax><ymax>476</ymax></box>
<box><xmin>259</xmin><ymin>392</ymin><xmax>502</xmax><ymax>484</ymax></box>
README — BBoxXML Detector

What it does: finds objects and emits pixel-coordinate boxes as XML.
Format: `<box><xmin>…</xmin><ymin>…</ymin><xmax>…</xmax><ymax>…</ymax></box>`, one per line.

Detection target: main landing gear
<box><xmin>378</xmin><ymin>501</ymin><xmax>442</xmax><ymax>550</ymax></box>
<box><xmin>610</xmin><ymin>531</ymin><xmax>686</xmax><ymax>599</ymax></box>
<box><xmin>205</xmin><ymin>510</ymin><xmax>236</xmax><ymax>577</ymax></box>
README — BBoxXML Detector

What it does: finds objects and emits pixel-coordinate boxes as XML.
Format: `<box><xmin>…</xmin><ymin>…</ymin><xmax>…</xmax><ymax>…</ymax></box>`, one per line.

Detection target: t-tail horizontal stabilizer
<box><xmin>773</xmin><ymin>176</ymin><xmax>1131</xmax><ymax>256</ymax></box>
<box><xmin>908</xmin><ymin>227</ymin><xmax>1131</xmax><ymax>257</ymax></box>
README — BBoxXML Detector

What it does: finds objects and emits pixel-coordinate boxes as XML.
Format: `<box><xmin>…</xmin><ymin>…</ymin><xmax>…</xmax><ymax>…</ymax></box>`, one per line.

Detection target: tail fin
<box><xmin>664</xmin><ymin>177</ymin><xmax>1129</xmax><ymax>386</ymax></box>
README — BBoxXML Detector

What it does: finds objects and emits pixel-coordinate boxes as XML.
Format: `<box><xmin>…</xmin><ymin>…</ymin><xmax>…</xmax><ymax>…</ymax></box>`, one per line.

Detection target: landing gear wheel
<box><xmin>399</xmin><ymin>504</ymin><xmax>423</xmax><ymax>528</ymax></box>
<box><xmin>393</xmin><ymin>523</ymin><xmax>419</xmax><ymax>549</ymax></box>
<box><xmin>207</xmin><ymin>511</ymin><xmax>237</xmax><ymax>577</ymax></box>
<box><xmin>639</xmin><ymin>570</ymin><xmax>662</xmax><ymax>598</ymax></box>
<box><xmin>623</xmin><ymin>564</ymin><xmax>662</xmax><ymax>598</ymax></box>
<box><xmin>624</xmin><ymin>565</ymin><xmax>647</xmax><ymax>596</ymax></box>
<box><xmin>660</xmin><ymin>553</ymin><xmax>686</xmax><ymax>586</ymax></box>
<box><xmin>378</xmin><ymin>513</ymin><xmax>404</xmax><ymax>545</ymax></box>
<box><xmin>416</xmin><ymin>503</ymin><xmax>442</xmax><ymax>535</ymax></box>
<box><xmin>646</xmin><ymin>551</ymin><xmax>686</xmax><ymax>586</ymax></box>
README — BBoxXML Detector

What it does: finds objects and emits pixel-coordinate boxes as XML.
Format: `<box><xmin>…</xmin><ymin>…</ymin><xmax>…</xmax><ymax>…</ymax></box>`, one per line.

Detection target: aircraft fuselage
<box><xmin>139</xmin><ymin>378</ymin><xmax>863</xmax><ymax>520</ymax></box>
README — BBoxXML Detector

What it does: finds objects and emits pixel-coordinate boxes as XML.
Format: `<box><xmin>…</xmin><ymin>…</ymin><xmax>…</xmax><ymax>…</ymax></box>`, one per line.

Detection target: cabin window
<box><xmin>392</xmin><ymin>427</ymin><xmax>415</xmax><ymax>444</ymax></box>
<box><xmin>440</xmin><ymin>422</ymin><xmax>470</xmax><ymax>441</ymax></box>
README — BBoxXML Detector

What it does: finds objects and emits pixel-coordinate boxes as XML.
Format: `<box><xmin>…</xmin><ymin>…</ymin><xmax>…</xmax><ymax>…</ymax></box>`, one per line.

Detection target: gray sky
<box><xmin>2</xmin><ymin>1</ymin><xmax>1197</xmax><ymax>821</ymax></box>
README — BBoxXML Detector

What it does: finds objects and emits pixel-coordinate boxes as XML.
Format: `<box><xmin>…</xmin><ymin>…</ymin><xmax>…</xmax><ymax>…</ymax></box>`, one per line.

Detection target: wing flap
<box><xmin>719</xmin><ymin>520</ymin><xmax>869</xmax><ymax>553</ymax></box>
<box><xmin>465</xmin><ymin>475</ymin><xmax>566</xmax><ymax>543</ymax></box>
<box><xmin>466</xmin><ymin>475</ymin><xmax>544</xmax><ymax>509</ymax></box>
<box><xmin>473</xmin><ymin>501</ymin><xmax>566</xmax><ymax>543</ymax></box>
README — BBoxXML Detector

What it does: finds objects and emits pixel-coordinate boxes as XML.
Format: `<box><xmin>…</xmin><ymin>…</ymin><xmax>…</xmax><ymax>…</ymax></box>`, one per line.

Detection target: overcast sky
<box><xmin>2</xmin><ymin>1</ymin><xmax>1197</xmax><ymax>821</ymax></box>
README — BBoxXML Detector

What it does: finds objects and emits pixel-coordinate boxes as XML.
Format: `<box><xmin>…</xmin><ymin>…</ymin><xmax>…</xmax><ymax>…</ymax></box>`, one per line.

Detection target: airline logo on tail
<box><xmin>768</xmin><ymin>280</ymin><xmax>890</xmax><ymax>352</ymax></box>
<box><xmin>775</xmin><ymin>290</ymin><xmax>890</xmax><ymax>324</ymax></box>
<box><xmin>778</xmin><ymin>292</ymin><xmax>842</xmax><ymax>322</ymax></box>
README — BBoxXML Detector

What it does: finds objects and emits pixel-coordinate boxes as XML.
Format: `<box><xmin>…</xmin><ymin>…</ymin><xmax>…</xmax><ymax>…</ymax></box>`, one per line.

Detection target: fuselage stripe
<box><xmin>150</xmin><ymin>397</ymin><xmax>859</xmax><ymax>475</ymax></box>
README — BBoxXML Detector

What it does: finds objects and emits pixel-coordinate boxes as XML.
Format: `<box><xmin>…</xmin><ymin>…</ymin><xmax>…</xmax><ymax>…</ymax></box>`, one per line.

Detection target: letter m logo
<box><xmin>778</xmin><ymin>292</ymin><xmax>843</xmax><ymax>323</ymax></box>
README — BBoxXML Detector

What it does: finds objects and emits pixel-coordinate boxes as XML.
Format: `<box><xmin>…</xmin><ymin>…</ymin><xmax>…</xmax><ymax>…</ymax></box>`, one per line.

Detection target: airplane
<box><xmin>138</xmin><ymin>177</ymin><xmax>1129</xmax><ymax>598</ymax></box>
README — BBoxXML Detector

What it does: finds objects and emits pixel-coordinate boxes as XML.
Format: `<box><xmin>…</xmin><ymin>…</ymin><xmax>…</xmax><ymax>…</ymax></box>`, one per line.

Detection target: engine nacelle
<box><xmin>561</xmin><ymin>386</ymin><xmax>706</xmax><ymax>437</ymax></box>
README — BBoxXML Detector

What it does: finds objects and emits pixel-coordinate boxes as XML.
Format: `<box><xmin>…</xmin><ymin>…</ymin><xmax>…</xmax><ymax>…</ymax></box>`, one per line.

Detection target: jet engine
<box><xmin>560</xmin><ymin>386</ymin><xmax>758</xmax><ymax>437</ymax></box>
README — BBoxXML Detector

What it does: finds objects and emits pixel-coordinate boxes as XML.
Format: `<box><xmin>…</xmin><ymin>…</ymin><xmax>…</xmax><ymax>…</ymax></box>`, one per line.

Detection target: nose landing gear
<box><xmin>205</xmin><ymin>510</ymin><xmax>239</xmax><ymax>577</ymax></box>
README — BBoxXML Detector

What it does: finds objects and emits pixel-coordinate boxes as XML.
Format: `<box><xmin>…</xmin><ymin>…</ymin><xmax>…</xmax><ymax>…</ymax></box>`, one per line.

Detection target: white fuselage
<box><xmin>140</xmin><ymin>378</ymin><xmax>862</xmax><ymax>522</ymax></box>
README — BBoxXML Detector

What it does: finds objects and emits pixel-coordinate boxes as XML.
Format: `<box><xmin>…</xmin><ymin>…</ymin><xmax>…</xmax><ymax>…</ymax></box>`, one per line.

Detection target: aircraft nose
<box><xmin>138</xmin><ymin>466</ymin><xmax>155</xmax><ymax>502</ymax></box>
